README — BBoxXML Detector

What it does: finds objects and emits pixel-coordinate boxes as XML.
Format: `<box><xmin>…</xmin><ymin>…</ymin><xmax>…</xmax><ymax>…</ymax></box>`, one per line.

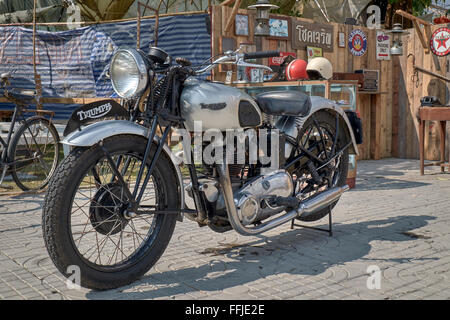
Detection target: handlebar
<box><xmin>193</xmin><ymin>49</ymin><xmax>279</xmax><ymax>76</ymax></box>
<box><xmin>243</xmin><ymin>50</ymin><xmax>280</xmax><ymax>60</ymax></box>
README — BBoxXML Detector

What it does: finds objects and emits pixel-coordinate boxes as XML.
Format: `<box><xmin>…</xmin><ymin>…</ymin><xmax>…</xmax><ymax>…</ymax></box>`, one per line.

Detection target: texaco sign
<box><xmin>430</xmin><ymin>27</ymin><xmax>450</xmax><ymax>56</ymax></box>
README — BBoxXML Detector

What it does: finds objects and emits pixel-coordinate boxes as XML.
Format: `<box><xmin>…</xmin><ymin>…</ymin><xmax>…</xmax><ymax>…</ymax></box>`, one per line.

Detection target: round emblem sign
<box><xmin>430</xmin><ymin>27</ymin><xmax>450</xmax><ymax>56</ymax></box>
<box><xmin>349</xmin><ymin>29</ymin><xmax>367</xmax><ymax>56</ymax></box>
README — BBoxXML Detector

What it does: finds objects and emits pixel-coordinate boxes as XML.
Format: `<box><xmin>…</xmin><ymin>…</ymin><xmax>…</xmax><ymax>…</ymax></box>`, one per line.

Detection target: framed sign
<box><xmin>307</xmin><ymin>46</ymin><xmax>323</xmax><ymax>61</ymax></box>
<box><xmin>268</xmin><ymin>51</ymin><xmax>296</xmax><ymax>75</ymax></box>
<box><xmin>237</xmin><ymin>66</ymin><xmax>263</xmax><ymax>83</ymax></box>
<box><xmin>430</xmin><ymin>27</ymin><xmax>450</xmax><ymax>56</ymax></box>
<box><xmin>268</xmin><ymin>52</ymin><xmax>296</xmax><ymax>66</ymax></box>
<box><xmin>235</xmin><ymin>14</ymin><xmax>249</xmax><ymax>37</ymax></box>
<box><xmin>269</xmin><ymin>15</ymin><xmax>290</xmax><ymax>40</ymax></box>
<box><xmin>348</xmin><ymin>29</ymin><xmax>367</xmax><ymax>56</ymax></box>
<box><xmin>376</xmin><ymin>30</ymin><xmax>390</xmax><ymax>60</ymax></box>
<box><xmin>292</xmin><ymin>20</ymin><xmax>334</xmax><ymax>52</ymax></box>
<box><xmin>338</xmin><ymin>32</ymin><xmax>346</xmax><ymax>48</ymax></box>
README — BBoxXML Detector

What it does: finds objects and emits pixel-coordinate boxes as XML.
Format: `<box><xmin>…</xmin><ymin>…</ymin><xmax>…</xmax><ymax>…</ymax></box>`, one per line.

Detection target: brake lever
<box><xmin>236</xmin><ymin>58</ymin><xmax>273</xmax><ymax>73</ymax></box>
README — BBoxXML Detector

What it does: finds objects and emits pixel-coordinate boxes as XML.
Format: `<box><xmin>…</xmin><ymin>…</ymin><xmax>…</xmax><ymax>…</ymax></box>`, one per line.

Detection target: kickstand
<box><xmin>291</xmin><ymin>207</ymin><xmax>333</xmax><ymax>237</ymax></box>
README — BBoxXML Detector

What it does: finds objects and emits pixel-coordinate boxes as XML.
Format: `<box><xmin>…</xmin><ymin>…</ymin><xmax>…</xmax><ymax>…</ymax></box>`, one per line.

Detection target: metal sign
<box><xmin>292</xmin><ymin>20</ymin><xmax>334</xmax><ymax>52</ymax></box>
<box><xmin>268</xmin><ymin>52</ymin><xmax>296</xmax><ymax>66</ymax></box>
<box><xmin>430</xmin><ymin>27</ymin><xmax>450</xmax><ymax>57</ymax></box>
<box><xmin>376</xmin><ymin>30</ymin><xmax>390</xmax><ymax>60</ymax></box>
<box><xmin>349</xmin><ymin>29</ymin><xmax>367</xmax><ymax>57</ymax></box>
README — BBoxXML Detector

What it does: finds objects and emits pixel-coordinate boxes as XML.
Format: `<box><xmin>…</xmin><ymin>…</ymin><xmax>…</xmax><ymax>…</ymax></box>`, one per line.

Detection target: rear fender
<box><xmin>303</xmin><ymin>97</ymin><xmax>359</xmax><ymax>156</ymax></box>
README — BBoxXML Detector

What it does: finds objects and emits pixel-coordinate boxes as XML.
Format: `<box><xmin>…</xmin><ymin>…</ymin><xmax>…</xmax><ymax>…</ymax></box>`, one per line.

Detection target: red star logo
<box><xmin>436</xmin><ymin>35</ymin><xmax>449</xmax><ymax>49</ymax></box>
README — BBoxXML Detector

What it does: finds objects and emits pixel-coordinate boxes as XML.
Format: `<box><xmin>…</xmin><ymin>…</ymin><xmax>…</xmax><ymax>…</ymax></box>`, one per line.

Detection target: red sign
<box><xmin>269</xmin><ymin>52</ymin><xmax>296</xmax><ymax>66</ymax></box>
<box><xmin>430</xmin><ymin>27</ymin><xmax>450</xmax><ymax>56</ymax></box>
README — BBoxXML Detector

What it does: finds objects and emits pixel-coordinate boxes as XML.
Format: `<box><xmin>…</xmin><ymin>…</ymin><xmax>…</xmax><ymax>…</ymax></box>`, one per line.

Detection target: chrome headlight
<box><xmin>110</xmin><ymin>49</ymin><xmax>148</xmax><ymax>99</ymax></box>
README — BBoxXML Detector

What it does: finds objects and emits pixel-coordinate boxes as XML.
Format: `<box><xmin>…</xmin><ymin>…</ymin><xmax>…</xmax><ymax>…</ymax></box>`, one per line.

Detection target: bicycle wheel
<box><xmin>8</xmin><ymin>116</ymin><xmax>61</xmax><ymax>191</ymax></box>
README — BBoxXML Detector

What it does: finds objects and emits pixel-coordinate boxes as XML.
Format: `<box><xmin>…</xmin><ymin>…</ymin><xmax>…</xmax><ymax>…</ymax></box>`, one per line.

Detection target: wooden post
<box><xmin>137</xmin><ymin>1</ymin><xmax>161</xmax><ymax>49</ymax></box>
<box><xmin>224</xmin><ymin>0</ymin><xmax>242</xmax><ymax>34</ymax></box>
<box><xmin>32</xmin><ymin>0</ymin><xmax>43</xmax><ymax>111</ymax></box>
<box><xmin>440</xmin><ymin>121</ymin><xmax>446</xmax><ymax>172</ymax></box>
<box><xmin>420</xmin><ymin>119</ymin><xmax>425</xmax><ymax>175</ymax></box>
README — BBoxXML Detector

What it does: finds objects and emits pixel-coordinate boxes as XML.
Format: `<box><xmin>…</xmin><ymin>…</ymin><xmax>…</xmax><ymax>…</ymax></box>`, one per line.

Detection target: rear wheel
<box><xmin>289</xmin><ymin>111</ymin><xmax>349</xmax><ymax>222</ymax></box>
<box><xmin>9</xmin><ymin>116</ymin><xmax>60</xmax><ymax>191</ymax></box>
<box><xmin>42</xmin><ymin>135</ymin><xmax>179</xmax><ymax>290</ymax></box>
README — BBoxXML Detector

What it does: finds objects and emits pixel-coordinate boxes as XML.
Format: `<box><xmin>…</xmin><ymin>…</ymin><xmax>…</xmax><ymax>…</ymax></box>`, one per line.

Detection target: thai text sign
<box><xmin>292</xmin><ymin>20</ymin><xmax>334</xmax><ymax>52</ymax></box>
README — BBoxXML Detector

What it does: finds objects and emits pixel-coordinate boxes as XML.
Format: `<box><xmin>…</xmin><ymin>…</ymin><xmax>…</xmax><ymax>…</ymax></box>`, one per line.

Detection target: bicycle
<box><xmin>0</xmin><ymin>72</ymin><xmax>61</xmax><ymax>191</ymax></box>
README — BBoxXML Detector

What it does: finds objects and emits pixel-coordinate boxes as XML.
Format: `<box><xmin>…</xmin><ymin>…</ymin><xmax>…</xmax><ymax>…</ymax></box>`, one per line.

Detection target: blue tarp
<box><xmin>0</xmin><ymin>13</ymin><xmax>211</xmax><ymax>120</ymax></box>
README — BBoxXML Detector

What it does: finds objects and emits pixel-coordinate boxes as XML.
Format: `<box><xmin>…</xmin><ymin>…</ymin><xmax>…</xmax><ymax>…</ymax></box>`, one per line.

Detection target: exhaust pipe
<box><xmin>217</xmin><ymin>164</ymin><xmax>349</xmax><ymax>236</ymax></box>
<box><xmin>297</xmin><ymin>184</ymin><xmax>350</xmax><ymax>220</ymax></box>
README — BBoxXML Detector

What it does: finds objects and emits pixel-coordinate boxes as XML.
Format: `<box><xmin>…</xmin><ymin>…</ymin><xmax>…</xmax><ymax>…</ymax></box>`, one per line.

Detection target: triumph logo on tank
<box><xmin>77</xmin><ymin>103</ymin><xmax>113</xmax><ymax>121</ymax></box>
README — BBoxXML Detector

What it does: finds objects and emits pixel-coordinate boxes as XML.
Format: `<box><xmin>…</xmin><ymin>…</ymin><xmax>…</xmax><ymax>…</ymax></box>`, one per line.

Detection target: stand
<box><xmin>290</xmin><ymin>207</ymin><xmax>333</xmax><ymax>237</ymax></box>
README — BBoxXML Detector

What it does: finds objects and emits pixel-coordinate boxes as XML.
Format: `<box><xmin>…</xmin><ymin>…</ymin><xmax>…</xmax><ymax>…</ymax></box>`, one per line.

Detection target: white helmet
<box><xmin>306</xmin><ymin>57</ymin><xmax>333</xmax><ymax>80</ymax></box>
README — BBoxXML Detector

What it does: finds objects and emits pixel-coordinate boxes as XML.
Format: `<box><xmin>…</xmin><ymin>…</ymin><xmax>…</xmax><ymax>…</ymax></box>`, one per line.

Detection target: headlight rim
<box><xmin>110</xmin><ymin>48</ymin><xmax>149</xmax><ymax>99</ymax></box>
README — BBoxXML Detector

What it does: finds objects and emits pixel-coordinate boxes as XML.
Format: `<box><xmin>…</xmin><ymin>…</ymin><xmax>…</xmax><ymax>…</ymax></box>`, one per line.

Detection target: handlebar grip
<box><xmin>243</xmin><ymin>51</ymin><xmax>280</xmax><ymax>60</ymax></box>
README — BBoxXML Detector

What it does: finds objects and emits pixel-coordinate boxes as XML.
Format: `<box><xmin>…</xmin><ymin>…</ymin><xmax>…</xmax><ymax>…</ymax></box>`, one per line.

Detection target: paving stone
<box><xmin>1</xmin><ymin>159</ymin><xmax>450</xmax><ymax>299</ymax></box>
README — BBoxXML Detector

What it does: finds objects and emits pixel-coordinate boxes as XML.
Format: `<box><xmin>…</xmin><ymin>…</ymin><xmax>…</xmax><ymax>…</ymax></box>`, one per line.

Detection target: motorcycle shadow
<box><xmin>87</xmin><ymin>214</ymin><xmax>436</xmax><ymax>299</ymax></box>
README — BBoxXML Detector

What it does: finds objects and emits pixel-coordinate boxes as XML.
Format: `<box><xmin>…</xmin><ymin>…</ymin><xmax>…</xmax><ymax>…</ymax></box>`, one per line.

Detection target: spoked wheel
<box><xmin>42</xmin><ymin>135</ymin><xmax>179</xmax><ymax>290</ymax></box>
<box><xmin>8</xmin><ymin>116</ymin><xmax>60</xmax><ymax>191</ymax></box>
<box><xmin>288</xmin><ymin>111</ymin><xmax>349</xmax><ymax>222</ymax></box>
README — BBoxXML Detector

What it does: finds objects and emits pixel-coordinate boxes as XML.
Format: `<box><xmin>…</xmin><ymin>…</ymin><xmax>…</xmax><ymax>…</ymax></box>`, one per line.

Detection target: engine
<box><xmin>187</xmin><ymin>169</ymin><xmax>294</xmax><ymax>227</ymax></box>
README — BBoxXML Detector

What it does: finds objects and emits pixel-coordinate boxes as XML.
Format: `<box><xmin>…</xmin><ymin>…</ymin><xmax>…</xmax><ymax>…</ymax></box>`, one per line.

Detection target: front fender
<box><xmin>62</xmin><ymin>120</ymin><xmax>185</xmax><ymax>220</ymax></box>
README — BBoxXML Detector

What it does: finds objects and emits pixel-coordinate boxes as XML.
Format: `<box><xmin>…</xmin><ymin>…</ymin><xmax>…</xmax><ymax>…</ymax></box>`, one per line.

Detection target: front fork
<box><xmin>98</xmin><ymin>115</ymin><xmax>171</xmax><ymax>216</ymax></box>
<box><xmin>98</xmin><ymin>116</ymin><xmax>198</xmax><ymax>220</ymax></box>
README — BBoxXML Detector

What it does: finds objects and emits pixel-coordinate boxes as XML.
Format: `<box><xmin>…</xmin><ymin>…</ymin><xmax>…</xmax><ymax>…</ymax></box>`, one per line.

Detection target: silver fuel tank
<box><xmin>180</xmin><ymin>78</ymin><xmax>262</xmax><ymax>132</ymax></box>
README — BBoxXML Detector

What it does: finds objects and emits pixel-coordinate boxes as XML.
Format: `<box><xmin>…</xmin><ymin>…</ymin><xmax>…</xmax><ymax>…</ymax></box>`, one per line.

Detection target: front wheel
<box><xmin>42</xmin><ymin>135</ymin><xmax>179</xmax><ymax>290</ymax></box>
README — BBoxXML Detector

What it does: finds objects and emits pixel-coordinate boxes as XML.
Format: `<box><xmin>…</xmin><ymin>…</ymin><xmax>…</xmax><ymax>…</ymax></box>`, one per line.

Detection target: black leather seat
<box><xmin>255</xmin><ymin>91</ymin><xmax>311</xmax><ymax>116</ymax></box>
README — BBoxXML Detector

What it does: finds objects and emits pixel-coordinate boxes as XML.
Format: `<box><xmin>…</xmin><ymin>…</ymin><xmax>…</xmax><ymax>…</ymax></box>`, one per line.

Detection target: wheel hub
<box><xmin>89</xmin><ymin>183</ymin><xmax>129</xmax><ymax>235</ymax></box>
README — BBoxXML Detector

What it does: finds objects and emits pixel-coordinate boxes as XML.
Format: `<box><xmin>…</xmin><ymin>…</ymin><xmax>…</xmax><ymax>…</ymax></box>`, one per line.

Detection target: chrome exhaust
<box><xmin>217</xmin><ymin>164</ymin><xmax>349</xmax><ymax>236</ymax></box>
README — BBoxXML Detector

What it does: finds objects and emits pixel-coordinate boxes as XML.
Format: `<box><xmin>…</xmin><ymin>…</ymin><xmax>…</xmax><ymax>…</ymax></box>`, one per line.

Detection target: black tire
<box><xmin>292</xmin><ymin>111</ymin><xmax>349</xmax><ymax>222</ymax></box>
<box><xmin>9</xmin><ymin>116</ymin><xmax>60</xmax><ymax>191</ymax></box>
<box><xmin>42</xmin><ymin>135</ymin><xmax>179</xmax><ymax>290</ymax></box>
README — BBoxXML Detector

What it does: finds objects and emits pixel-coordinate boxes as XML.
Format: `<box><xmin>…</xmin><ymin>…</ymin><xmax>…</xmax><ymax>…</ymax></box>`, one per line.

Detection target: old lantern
<box><xmin>248</xmin><ymin>0</ymin><xmax>279</xmax><ymax>36</ymax></box>
<box><xmin>388</xmin><ymin>23</ymin><xmax>409</xmax><ymax>56</ymax></box>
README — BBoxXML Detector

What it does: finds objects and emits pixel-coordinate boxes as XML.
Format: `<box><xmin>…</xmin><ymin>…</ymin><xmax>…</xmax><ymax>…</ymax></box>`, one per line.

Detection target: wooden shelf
<box><xmin>357</xmin><ymin>91</ymin><xmax>388</xmax><ymax>95</ymax></box>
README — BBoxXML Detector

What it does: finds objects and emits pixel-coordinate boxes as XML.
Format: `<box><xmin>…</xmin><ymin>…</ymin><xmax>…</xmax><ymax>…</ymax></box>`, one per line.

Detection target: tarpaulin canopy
<box><xmin>0</xmin><ymin>0</ymin><xmax>66</xmax><ymax>24</ymax></box>
<box><xmin>300</xmin><ymin>0</ymin><xmax>372</xmax><ymax>25</ymax></box>
<box><xmin>0</xmin><ymin>13</ymin><xmax>211</xmax><ymax>120</ymax></box>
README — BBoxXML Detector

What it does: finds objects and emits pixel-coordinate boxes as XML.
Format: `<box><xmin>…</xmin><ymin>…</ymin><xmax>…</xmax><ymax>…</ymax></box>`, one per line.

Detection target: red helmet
<box><xmin>285</xmin><ymin>59</ymin><xmax>308</xmax><ymax>81</ymax></box>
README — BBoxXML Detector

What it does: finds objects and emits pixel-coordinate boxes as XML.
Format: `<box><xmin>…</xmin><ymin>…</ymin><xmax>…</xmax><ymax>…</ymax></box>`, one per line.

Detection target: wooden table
<box><xmin>419</xmin><ymin>107</ymin><xmax>450</xmax><ymax>175</ymax></box>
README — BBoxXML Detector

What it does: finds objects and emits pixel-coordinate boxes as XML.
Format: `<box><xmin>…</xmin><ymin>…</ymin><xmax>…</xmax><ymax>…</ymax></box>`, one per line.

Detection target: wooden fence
<box><xmin>394</xmin><ymin>28</ymin><xmax>450</xmax><ymax>161</ymax></box>
<box><xmin>211</xmin><ymin>5</ymin><xmax>450</xmax><ymax>161</ymax></box>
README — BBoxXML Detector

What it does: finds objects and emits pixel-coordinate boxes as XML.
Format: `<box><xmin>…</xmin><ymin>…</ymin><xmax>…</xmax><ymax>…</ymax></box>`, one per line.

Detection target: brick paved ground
<box><xmin>0</xmin><ymin>158</ymin><xmax>449</xmax><ymax>300</ymax></box>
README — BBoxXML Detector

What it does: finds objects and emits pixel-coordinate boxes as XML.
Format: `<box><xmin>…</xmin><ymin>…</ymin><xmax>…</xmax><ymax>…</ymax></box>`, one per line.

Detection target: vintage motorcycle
<box><xmin>42</xmin><ymin>46</ymin><xmax>361</xmax><ymax>290</ymax></box>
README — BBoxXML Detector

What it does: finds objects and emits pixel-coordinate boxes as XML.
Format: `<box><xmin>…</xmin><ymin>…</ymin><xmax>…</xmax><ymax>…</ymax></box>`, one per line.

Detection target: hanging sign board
<box><xmin>430</xmin><ymin>27</ymin><xmax>450</xmax><ymax>56</ymax></box>
<box><xmin>292</xmin><ymin>20</ymin><xmax>334</xmax><ymax>52</ymax></box>
<box><xmin>376</xmin><ymin>30</ymin><xmax>391</xmax><ymax>60</ymax></box>
<box><xmin>349</xmin><ymin>29</ymin><xmax>367</xmax><ymax>57</ymax></box>
<box><xmin>268</xmin><ymin>52</ymin><xmax>296</xmax><ymax>78</ymax></box>
<box><xmin>268</xmin><ymin>52</ymin><xmax>296</xmax><ymax>66</ymax></box>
